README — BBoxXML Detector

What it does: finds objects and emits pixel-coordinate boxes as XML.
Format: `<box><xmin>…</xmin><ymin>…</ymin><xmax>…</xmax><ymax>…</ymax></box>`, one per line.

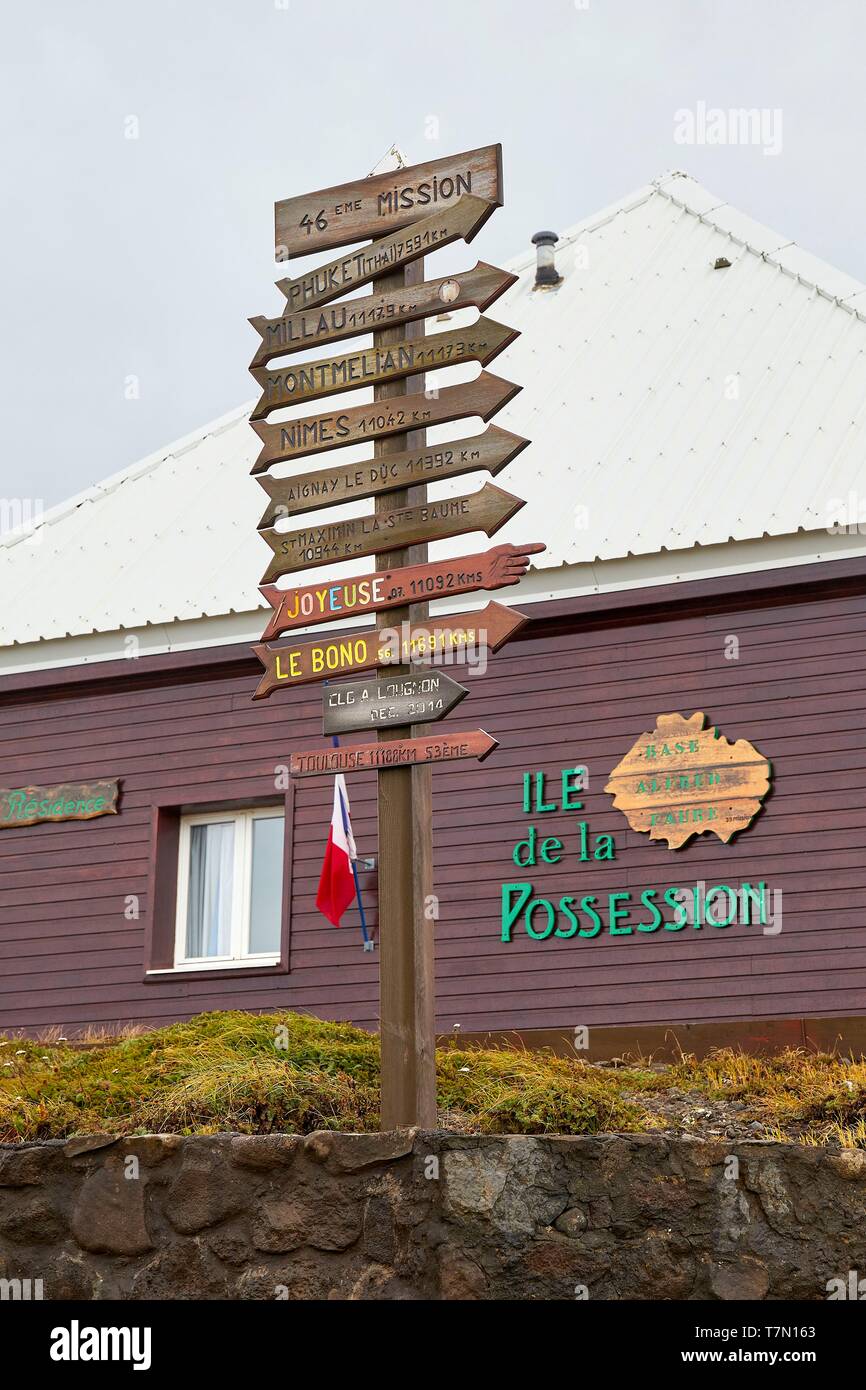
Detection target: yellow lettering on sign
<box><xmin>275</xmin><ymin>651</ymin><xmax>301</xmax><ymax>680</ymax></box>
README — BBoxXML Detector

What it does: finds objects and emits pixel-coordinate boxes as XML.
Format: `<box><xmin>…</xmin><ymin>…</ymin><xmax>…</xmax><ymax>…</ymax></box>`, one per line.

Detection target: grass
<box><xmin>1</xmin><ymin>1011</ymin><xmax>866</xmax><ymax>1146</ymax></box>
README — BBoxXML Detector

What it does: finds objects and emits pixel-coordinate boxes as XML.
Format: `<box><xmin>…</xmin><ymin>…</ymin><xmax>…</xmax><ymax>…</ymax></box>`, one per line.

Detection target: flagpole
<box><xmin>324</xmin><ymin>681</ymin><xmax>371</xmax><ymax>948</ymax></box>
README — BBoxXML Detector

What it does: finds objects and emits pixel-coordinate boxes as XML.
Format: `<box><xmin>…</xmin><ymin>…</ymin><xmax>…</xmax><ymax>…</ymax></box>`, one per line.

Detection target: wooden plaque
<box><xmin>250</xmin><ymin>316</ymin><xmax>518</xmax><ymax>418</ymax></box>
<box><xmin>323</xmin><ymin>671</ymin><xmax>469</xmax><ymax>735</ymax></box>
<box><xmin>290</xmin><ymin>728</ymin><xmax>498</xmax><ymax>777</ymax></box>
<box><xmin>0</xmin><ymin>779</ymin><xmax>120</xmax><ymax>831</ymax></box>
<box><xmin>605</xmin><ymin>712</ymin><xmax>772</xmax><ymax>849</ymax></box>
<box><xmin>257</xmin><ymin>425</ymin><xmax>529</xmax><ymax>526</ymax></box>
<box><xmin>252</xmin><ymin>601</ymin><xmax>527</xmax><ymax>698</ymax></box>
<box><xmin>250</xmin><ymin>372</ymin><xmax>521</xmax><ymax>474</ymax></box>
<box><xmin>276</xmin><ymin>194</ymin><xmax>497</xmax><ymax>311</ymax></box>
<box><xmin>258</xmin><ymin>542</ymin><xmax>545</xmax><ymax>639</ymax></box>
<box><xmin>275</xmin><ymin>145</ymin><xmax>502</xmax><ymax>258</ymax></box>
<box><xmin>250</xmin><ymin>262</ymin><xmax>516</xmax><ymax>368</ymax></box>
<box><xmin>259</xmin><ymin>482</ymin><xmax>524</xmax><ymax>583</ymax></box>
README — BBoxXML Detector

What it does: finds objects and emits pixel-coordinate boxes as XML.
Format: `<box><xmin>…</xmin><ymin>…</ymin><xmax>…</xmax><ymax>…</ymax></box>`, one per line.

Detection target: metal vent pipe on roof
<box><xmin>532</xmin><ymin>230</ymin><xmax>562</xmax><ymax>289</ymax></box>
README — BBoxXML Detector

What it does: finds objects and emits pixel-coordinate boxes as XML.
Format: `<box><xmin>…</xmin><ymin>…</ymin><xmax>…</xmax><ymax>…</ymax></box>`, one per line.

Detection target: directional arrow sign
<box><xmin>275</xmin><ymin>194</ymin><xmax>496</xmax><ymax>312</ymax></box>
<box><xmin>252</xmin><ymin>601</ymin><xmax>527</xmax><ymax>698</ymax></box>
<box><xmin>250</xmin><ymin>372</ymin><xmax>521</xmax><ymax>475</ymax></box>
<box><xmin>257</xmin><ymin>425</ymin><xmax>528</xmax><ymax>526</ymax></box>
<box><xmin>250</xmin><ymin>263</ymin><xmax>516</xmax><ymax>369</ymax></box>
<box><xmin>289</xmin><ymin>729</ymin><xmax>499</xmax><ymax>777</ymax></box>
<box><xmin>259</xmin><ymin>482</ymin><xmax>524</xmax><ymax>584</ymax></box>
<box><xmin>275</xmin><ymin>145</ymin><xmax>502</xmax><ymax>259</ymax></box>
<box><xmin>250</xmin><ymin>317</ymin><xmax>518</xmax><ymax>418</ymax></box>
<box><xmin>259</xmin><ymin>542</ymin><xmax>546</xmax><ymax>639</ymax></box>
<box><xmin>323</xmin><ymin>671</ymin><xmax>469</xmax><ymax>736</ymax></box>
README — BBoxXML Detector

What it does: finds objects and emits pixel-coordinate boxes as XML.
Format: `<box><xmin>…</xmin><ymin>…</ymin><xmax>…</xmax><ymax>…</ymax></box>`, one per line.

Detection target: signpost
<box><xmin>275</xmin><ymin>145</ymin><xmax>502</xmax><ymax>258</ymax></box>
<box><xmin>252</xmin><ymin>601</ymin><xmax>528</xmax><ymax>698</ymax></box>
<box><xmin>250</xmin><ymin>317</ymin><xmax>518</xmax><ymax>417</ymax></box>
<box><xmin>248</xmin><ymin>144</ymin><xmax>538</xmax><ymax>1129</ymax></box>
<box><xmin>323</xmin><ymin>672</ymin><xmax>469</xmax><ymax>736</ymax></box>
<box><xmin>250</xmin><ymin>262</ymin><xmax>516</xmax><ymax>368</ymax></box>
<box><xmin>259</xmin><ymin>482</ymin><xmax>525</xmax><ymax>582</ymax></box>
<box><xmin>290</xmin><ymin>729</ymin><xmax>498</xmax><ymax>777</ymax></box>
<box><xmin>276</xmin><ymin>193</ymin><xmax>498</xmax><ymax>311</ymax></box>
<box><xmin>249</xmin><ymin>371</ymin><xmax>521</xmax><ymax>473</ymax></box>
<box><xmin>258</xmin><ymin>542</ymin><xmax>544</xmax><ymax>639</ymax></box>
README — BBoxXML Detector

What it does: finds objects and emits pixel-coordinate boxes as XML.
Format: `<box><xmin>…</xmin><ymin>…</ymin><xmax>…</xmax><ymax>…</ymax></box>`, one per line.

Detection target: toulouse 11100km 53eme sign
<box><xmin>290</xmin><ymin>728</ymin><xmax>499</xmax><ymax>778</ymax></box>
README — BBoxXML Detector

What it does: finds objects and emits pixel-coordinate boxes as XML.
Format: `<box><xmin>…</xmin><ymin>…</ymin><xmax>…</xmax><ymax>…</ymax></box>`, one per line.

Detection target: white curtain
<box><xmin>186</xmin><ymin>822</ymin><xmax>234</xmax><ymax>958</ymax></box>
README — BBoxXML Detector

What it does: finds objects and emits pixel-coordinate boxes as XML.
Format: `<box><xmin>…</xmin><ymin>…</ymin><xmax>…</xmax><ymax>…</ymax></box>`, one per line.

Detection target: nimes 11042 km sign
<box><xmin>247</xmin><ymin>143</ymin><xmax>543</xmax><ymax>1128</ymax></box>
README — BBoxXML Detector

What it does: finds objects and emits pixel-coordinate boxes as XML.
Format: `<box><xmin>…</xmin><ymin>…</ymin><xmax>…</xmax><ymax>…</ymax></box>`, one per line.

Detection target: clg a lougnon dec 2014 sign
<box><xmin>247</xmin><ymin>142</ymin><xmax>540</xmax><ymax>1127</ymax></box>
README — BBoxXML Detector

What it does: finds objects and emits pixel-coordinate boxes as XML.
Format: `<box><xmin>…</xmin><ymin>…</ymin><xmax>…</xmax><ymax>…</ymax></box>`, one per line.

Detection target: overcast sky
<box><xmin>2</xmin><ymin>0</ymin><xmax>865</xmax><ymax>509</ymax></box>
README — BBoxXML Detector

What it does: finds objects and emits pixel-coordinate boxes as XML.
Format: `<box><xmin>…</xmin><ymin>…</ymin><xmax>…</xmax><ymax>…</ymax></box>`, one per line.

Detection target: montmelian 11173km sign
<box><xmin>250</xmin><ymin>316</ymin><xmax>518</xmax><ymax>417</ymax></box>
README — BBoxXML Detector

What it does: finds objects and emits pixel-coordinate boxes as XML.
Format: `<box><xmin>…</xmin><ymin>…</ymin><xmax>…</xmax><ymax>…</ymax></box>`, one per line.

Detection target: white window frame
<box><xmin>170</xmin><ymin>807</ymin><xmax>284</xmax><ymax>971</ymax></box>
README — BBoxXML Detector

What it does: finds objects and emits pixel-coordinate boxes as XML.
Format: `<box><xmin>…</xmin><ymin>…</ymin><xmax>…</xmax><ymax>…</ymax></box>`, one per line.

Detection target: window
<box><xmin>173</xmin><ymin>808</ymin><xmax>285</xmax><ymax>969</ymax></box>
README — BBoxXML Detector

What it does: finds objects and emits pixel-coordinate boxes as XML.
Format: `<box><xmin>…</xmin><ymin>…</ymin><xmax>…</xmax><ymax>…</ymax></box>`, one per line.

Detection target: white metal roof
<box><xmin>4</xmin><ymin>169</ymin><xmax>866</xmax><ymax>668</ymax></box>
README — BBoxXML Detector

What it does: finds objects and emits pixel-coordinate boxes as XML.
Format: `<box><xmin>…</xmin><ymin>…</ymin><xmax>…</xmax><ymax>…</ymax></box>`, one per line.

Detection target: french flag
<box><xmin>316</xmin><ymin>775</ymin><xmax>358</xmax><ymax>927</ymax></box>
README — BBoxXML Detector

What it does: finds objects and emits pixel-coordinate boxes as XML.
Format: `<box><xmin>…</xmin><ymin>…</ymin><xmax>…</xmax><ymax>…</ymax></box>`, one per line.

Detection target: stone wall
<box><xmin>0</xmin><ymin>1131</ymin><xmax>864</xmax><ymax>1300</ymax></box>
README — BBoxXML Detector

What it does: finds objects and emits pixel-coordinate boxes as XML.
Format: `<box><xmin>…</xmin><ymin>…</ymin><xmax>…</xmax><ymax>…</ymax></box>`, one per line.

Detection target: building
<box><xmin>2</xmin><ymin>170</ymin><xmax>866</xmax><ymax>1054</ymax></box>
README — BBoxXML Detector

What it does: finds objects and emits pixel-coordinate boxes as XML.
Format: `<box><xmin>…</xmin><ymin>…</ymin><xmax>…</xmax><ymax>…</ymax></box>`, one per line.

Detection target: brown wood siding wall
<box><xmin>1</xmin><ymin>567</ymin><xmax>865</xmax><ymax>1036</ymax></box>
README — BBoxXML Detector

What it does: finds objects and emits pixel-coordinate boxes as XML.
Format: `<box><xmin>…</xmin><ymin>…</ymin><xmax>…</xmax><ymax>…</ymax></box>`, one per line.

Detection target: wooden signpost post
<box><xmin>248</xmin><ymin>145</ymin><xmax>540</xmax><ymax>1128</ymax></box>
<box><xmin>323</xmin><ymin>672</ymin><xmax>469</xmax><ymax>736</ymax></box>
